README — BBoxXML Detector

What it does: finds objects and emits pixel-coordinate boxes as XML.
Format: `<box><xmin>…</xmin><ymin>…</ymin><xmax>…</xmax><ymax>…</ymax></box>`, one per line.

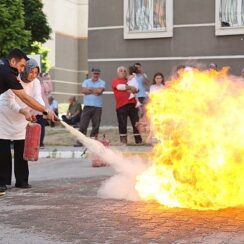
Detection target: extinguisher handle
<box><xmin>31</xmin><ymin>115</ymin><xmax>37</xmax><ymax>123</ymax></box>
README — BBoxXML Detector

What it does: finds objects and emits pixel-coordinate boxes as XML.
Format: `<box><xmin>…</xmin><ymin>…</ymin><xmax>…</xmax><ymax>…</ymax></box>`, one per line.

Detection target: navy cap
<box><xmin>91</xmin><ymin>67</ymin><xmax>101</xmax><ymax>73</ymax></box>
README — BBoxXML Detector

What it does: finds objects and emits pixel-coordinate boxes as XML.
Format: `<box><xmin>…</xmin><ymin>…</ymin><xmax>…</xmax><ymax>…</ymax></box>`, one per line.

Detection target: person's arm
<box><xmin>71</xmin><ymin>110</ymin><xmax>80</xmax><ymax>117</ymax></box>
<box><xmin>80</xmin><ymin>79</ymin><xmax>92</xmax><ymax>95</ymax></box>
<box><xmin>142</xmin><ymin>73</ymin><xmax>150</xmax><ymax>86</ymax></box>
<box><xmin>127</xmin><ymin>85</ymin><xmax>137</xmax><ymax>93</ymax></box>
<box><xmin>116</xmin><ymin>84</ymin><xmax>137</xmax><ymax>93</ymax></box>
<box><xmin>13</xmin><ymin>88</ymin><xmax>46</xmax><ymax>112</ymax></box>
<box><xmin>81</xmin><ymin>87</ymin><xmax>93</xmax><ymax>95</ymax></box>
<box><xmin>4</xmin><ymin>73</ymin><xmax>55</xmax><ymax>120</ymax></box>
<box><xmin>71</xmin><ymin>104</ymin><xmax>82</xmax><ymax>117</ymax></box>
<box><xmin>53</xmin><ymin>100</ymin><xmax>59</xmax><ymax>114</ymax></box>
<box><xmin>66</xmin><ymin>104</ymin><xmax>71</xmax><ymax>116</ymax></box>
<box><xmin>139</xmin><ymin>68</ymin><xmax>150</xmax><ymax>86</ymax></box>
<box><xmin>12</xmin><ymin>89</ymin><xmax>56</xmax><ymax>121</ymax></box>
<box><xmin>19</xmin><ymin>107</ymin><xmax>33</xmax><ymax>121</ymax></box>
<box><xmin>3</xmin><ymin>89</ymin><xmax>33</xmax><ymax>121</ymax></box>
<box><xmin>32</xmin><ymin>78</ymin><xmax>45</xmax><ymax>106</ymax></box>
<box><xmin>91</xmin><ymin>87</ymin><xmax>104</xmax><ymax>95</ymax></box>
<box><xmin>91</xmin><ymin>80</ymin><xmax>105</xmax><ymax>95</ymax></box>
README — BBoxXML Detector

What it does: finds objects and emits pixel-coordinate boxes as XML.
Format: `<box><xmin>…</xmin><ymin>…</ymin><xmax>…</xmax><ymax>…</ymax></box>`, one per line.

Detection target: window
<box><xmin>216</xmin><ymin>0</ymin><xmax>244</xmax><ymax>35</ymax></box>
<box><xmin>124</xmin><ymin>0</ymin><xmax>173</xmax><ymax>39</ymax></box>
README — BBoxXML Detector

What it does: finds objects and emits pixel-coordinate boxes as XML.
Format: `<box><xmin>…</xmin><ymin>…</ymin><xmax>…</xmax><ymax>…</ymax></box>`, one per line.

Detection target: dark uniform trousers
<box><xmin>0</xmin><ymin>139</ymin><xmax>29</xmax><ymax>186</ymax></box>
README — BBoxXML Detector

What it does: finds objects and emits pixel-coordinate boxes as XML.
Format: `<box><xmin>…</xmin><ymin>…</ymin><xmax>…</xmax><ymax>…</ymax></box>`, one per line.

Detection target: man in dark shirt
<box><xmin>0</xmin><ymin>49</ymin><xmax>56</xmax><ymax>196</ymax></box>
<box><xmin>0</xmin><ymin>49</ymin><xmax>55</xmax><ymax>120</ymax></box>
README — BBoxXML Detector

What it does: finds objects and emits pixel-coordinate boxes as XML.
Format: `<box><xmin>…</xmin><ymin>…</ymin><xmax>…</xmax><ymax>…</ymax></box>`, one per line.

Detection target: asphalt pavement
<box><xmin>0</xmin><ymin>147</ymin><xmax>243</xmax><ymax>244</ymax></box>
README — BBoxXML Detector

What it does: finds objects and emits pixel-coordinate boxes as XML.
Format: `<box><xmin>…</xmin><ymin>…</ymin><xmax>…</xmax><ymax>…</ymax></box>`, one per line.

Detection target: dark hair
<box><xmin>176</xmin><ymin>64</ymin><xmax>186</xmax><ymax>72</ymax></box>
<box><xmin>7</xmin><ymin>48</ymin><xmax>29</xmax><ymax>61</ymax></box>
<box><xmin>152</xmin><ymin>72</ymin><xmax>165</xmax><ymax>85</ymax></box>
<box><xmin>128</xmin><ymin>65</ymin><xmax>138</xmax><ymax>75</ymax></box>
<box><xmin>208</xmin><ymin>63</ymin><xmax>217</xmax><ymax>70</ymax></box>
<box><xmin>134</xmin><ymin>62</ymin><xmax>141</xmax><ymax>66</ymax></box>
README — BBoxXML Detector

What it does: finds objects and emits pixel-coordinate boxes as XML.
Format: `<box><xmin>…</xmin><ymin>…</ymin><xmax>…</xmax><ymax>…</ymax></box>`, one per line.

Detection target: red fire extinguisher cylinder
<box><xmin>91</xmin><ymin>135</ymin><xmax>110</xmax><ymax>167</ymax></box>
<box><xmin>23</xmin><ymin>122</ymin><xmax>41</xmax><ymax>161</ymax></box>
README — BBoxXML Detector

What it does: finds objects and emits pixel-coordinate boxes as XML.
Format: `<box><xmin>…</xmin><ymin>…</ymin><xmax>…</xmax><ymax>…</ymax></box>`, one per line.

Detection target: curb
<box><xmin>39</xmin><ymin>150</ymin><xmax>151</xmax><ymax>159</ymax></box>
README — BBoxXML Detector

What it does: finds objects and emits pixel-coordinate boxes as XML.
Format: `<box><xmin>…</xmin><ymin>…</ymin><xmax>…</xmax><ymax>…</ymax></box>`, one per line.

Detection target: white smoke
<box><xmin>98</xmin><ymin>155</ymin><xmax>148</xmax><ymax>201</ymax></box>
<box><xmin>61</xmin><ymin>121</ymin><xmax>149</xmax><ymax>201</ymax></box>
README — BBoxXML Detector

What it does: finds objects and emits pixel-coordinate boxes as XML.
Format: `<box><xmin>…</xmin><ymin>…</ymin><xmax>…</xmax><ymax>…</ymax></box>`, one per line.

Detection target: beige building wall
<box><xmin>41</xmin><ymin>0</ymin><xmax>88</xmax><ymax>102</ymax></box>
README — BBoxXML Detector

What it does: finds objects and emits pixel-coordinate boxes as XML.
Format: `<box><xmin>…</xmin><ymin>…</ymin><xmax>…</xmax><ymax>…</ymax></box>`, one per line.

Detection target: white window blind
<box><xmin>219</xmin><ymin>0</ymin><xmax>244</xmax><ymax>27</ymax></box>
<box><xmin>124</xmin><ymin>0</ymin><xmax>173</xmax><ymax>39</ymax></box>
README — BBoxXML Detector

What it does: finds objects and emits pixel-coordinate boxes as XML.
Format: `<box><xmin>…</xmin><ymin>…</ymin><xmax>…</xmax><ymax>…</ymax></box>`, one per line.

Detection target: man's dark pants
<box><xmin>116</xmin><ymin>103</ymin><xmax>142</xmax><ymax>144</ymax></box>
<box><xmin>0</xmin><ymin>139</ymin><xmax>29</xmax><ymax>186</ymax></box>
<box><xmin>79</xmin><ymin>106</ymin><xmax>102</xmax><ymax>138</ymax></box>
<box><xmin>36</xmin><ymin>115</ymin><xmax>47</xmax><ymax>146</ymax></box>
<box><xmin>62</xmin><ymin>114</ymin><xmax>80</xmax><ymax>126</ymax></box>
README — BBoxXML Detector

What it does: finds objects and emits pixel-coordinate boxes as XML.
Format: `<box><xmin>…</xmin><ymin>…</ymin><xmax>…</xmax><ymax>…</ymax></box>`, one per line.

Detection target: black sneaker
<box><xmin>0</xmin><ymin>186</ymin><xmax>6</xmax><ymax>196</ymax></box>
<box><xmin>135</xmin><ymin>136</ymin><xmax>143</xmax><ymax>144</ymax></box>
<box><xmin>40</xmin><ymin>144</ymin><xmax>45</xmax><ymax>149</ymax></box>
<box><xmin>15</xmin><ymin>183</ymin><xmax>32</xmax><ymax>189</ymax></box>
<box><xmin>73</xmin><ymin>141</ymin><xmax>83</xmax><ymax>147</ymax></box>
<box><xmin>0</xmin><ymin>185</ymin><xmax>7</xmax><ymax>191</ymax></box>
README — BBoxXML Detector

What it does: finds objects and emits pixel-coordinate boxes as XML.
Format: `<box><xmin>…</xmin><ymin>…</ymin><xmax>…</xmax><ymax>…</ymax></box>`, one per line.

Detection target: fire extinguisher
<box><xmin>91</xmin><ymin>134</ymin><xmax>110</xmax><ymax>167</ymax></box>
<box><xmin>23</xmin><ymin>122</ymin><xmax>41</xmax><ymax>161</ymax></box>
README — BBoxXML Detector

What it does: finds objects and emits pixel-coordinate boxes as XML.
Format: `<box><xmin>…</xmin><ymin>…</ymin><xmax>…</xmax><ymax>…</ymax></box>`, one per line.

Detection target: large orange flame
<box><xmin>136</xmin><ymin>68</ymin><xmax>244</xmax><ymax>210</ymax></box>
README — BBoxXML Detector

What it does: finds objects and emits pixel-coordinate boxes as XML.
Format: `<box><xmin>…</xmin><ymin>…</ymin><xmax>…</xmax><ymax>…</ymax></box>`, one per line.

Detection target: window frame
<box><xmin>215</xmin><ymin>0</ymin><xmax>244</xmax><ymax>36</ymax></box>
<box><xmin>123</xmin><ymin>0</ymin><xmax>173</xmax><ymax>39</ymax></box>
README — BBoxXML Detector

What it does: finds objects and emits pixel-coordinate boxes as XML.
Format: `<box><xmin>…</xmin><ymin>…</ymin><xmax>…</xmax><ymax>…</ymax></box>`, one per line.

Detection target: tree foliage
<box><xmin>0</xmin><ymin>0</ymin><xmax>31</xmax><ymax>57</ymax></box>
<box><xmin>0</xmin><ymin>0</ymin><xmax>52</xmax><ymax>69</ymax></box>
<box><xmin>22</xmin><ymin>0</ymin><xmax>51</xmax><ymax>53</ymax></box>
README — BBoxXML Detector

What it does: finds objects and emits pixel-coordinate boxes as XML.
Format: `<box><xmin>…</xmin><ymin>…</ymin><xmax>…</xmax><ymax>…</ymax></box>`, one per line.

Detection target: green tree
<box><xmin>0</xmin><ymin>0</ymin><xmax>31</xmax><ymax>57</ymax></box>
<box><xmin>22</xmin><ymin>0</ymin><xmax>52</xmax><ymax>71</ymax></box>
<box><xmin>22</xmin><ymin>0</ymin><xmax>51</xmax><ymax>52</ymax></box>
<box><xmin>31</xmin><ymin>42</ymin><xmax>51</xmax><ymax>72</ymax></box>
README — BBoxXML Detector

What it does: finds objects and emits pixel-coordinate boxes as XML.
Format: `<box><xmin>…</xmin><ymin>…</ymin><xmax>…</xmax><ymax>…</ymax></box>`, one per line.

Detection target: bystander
<box><xmin>112</xmin><ymin>66</ymin><xmax>142</xmax><ymax>145</ymax></box>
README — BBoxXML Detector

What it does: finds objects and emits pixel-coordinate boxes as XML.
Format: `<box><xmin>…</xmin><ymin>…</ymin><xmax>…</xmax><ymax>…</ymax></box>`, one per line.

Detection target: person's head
<box><xmin>117</xmin><ymin>66</ymin><xmax>127</xmax><ymax>78</ymax></box>
<box><xmin>153</xmin><ymin>72</ymin><xmax>165</xmax><ymax>85</ymax></box>
<box><xmin>7</xmin><ymin>48</ymin><xmax>29</xmax><ymax>73</ymax></box>
<box><xmin>175</xmin><ymin>64</ymin><xmax>186</xmax><ymax>77</ymax></box>
<box><xmin>20</xmin><ymin>58</ymin><xmax>40</xmax><ymax>83</ymax></box>
<box><xmin>48</xmin><ymin>96</ymin><xmax>54</xmax><ymax>105</ymax></box>
<box><xmin>128</xmin><ymin>65</ymin><xmax>138</xmax><ymax>75</ymax></box>
<box><xmin>208</xmin><ymin>63</ymin><xmax>217</xmax><ymax>71</ymax></box>
<box><xmin>134</xmin><ymin>62</ymin><xmax>142</xmax><ymax>73</ymax></box>
<box><xmin>91</xmin><ymin>68</ymin><xmax>101</xmax><ymax>81</ymax></box>
<box><xmin>68</xmin><ymin>96</ymin><xmax>76</xmax><ymax>104</ymax></box>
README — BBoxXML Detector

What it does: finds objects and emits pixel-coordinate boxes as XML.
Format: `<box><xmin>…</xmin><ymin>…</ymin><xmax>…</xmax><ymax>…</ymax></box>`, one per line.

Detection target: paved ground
<box><xmin>38</xmin><ymin>145</ymin><xmax>153</xmax><ymax>159</ymax></box>
<box><xmin>0</xmin><ymin>156</ymin><xmax>244</xmax><ymax>244</ymax></box>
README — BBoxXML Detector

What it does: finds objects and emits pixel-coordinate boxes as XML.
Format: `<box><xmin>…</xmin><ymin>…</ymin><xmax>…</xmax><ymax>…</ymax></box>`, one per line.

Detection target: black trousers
<box><xmin>62</xmin><ymin>114</ymin><xmax>80</xmax><ymax>125</ymax></box>
<box><xmin>116</xmin><ymin>103</ymin><xmax>142</xmax><ymax>143</ymax></box>
<box><xmin>0</xmin><ymin>139</ymin><xmax>29</xmax><ymax>186</ymax></box>
<box><xmin>36</xmin><ymin>115</ymin><xmax>47</xmax><ymax>146</ymax></box>
<box><xmin>79</xmin><ymin>106</ymin><xmax>102</xmax><ymax>138</ymax></box>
